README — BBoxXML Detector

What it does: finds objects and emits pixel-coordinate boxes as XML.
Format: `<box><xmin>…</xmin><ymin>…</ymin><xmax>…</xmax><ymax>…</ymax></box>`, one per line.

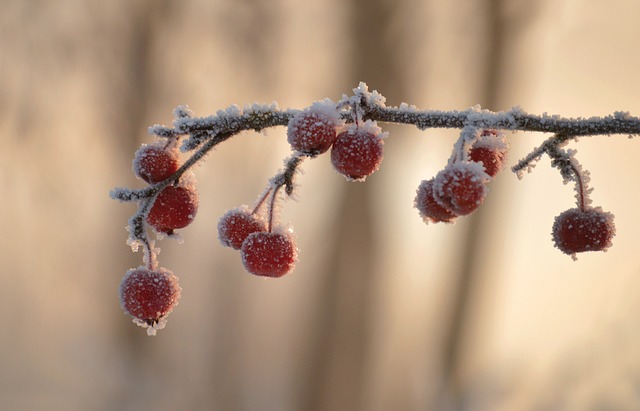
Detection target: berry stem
<box><xmin>263</xmin><ymin>154</ymin><xmax>305</xmax><ymax>232</ymax></box>
<box><xmin>517</xmin><ymin>134</ymin><xmax>590</xmax><ymax>211</ymax></box>
<box><xmin>571</xmin><ymin>162</ymin><xmax>588</xmax><ymax>211</ymax></box>
<box><xmin>267</xmin><ymin>184</ymin><xmax>281</xmax><ymax>233</ymax></box>
<box><xmin>142</xmin><ymin>238</ymin><xmax>158</xmax><ymax>271</ymax></box>
<box><xmin>251</xmin><ymin>187</ymin><xmax>272</xmax><ymax>216</ymax></box>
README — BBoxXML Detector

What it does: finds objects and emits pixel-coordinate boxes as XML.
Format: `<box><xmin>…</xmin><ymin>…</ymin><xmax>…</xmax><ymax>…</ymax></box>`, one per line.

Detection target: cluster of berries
<box><xmin>287</xmin><ymin>101</ymin><xmax>385</xmax><ymax>181</ymax></box>
<box><xmin>415</xmin><ymin>129</ymin><xmax>508</xmax><ymax>223</ymax></box>
<box><xmin>133</xmin><ymin>143</ymin><xmax>199</xmax><ymax>235</ymax></box>
<box><xmin>114</xmin><ymin>91</ymin><xmax>623</xmax><ymax>335</ymax></box>
<box><xmin>118</xmin><ymin>142</ymin><xmax>199</xmax><ymax>334</ymax></box>
<box><xmin>215</xmin><ymin>103</ymin><xmax>386</xmax><ymax>278</ymax></box>
<box><xmin>218</xmin><ymin>206</ymin><xmax>298</xmax><ymax>278</ymax></box>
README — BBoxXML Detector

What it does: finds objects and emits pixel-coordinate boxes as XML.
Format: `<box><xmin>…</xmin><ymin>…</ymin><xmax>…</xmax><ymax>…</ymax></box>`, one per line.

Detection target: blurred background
<box><xmin>2</xmin><ymin>0</ymin><xmax>640</xmax><ymax>410</ymax></box>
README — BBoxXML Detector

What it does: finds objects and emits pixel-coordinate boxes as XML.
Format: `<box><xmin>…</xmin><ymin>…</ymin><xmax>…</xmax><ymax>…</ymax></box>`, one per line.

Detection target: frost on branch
<box><xmin>111</xmin><ymin>82</ymin><xmax>640</xmax><ymax>334</ymax></box>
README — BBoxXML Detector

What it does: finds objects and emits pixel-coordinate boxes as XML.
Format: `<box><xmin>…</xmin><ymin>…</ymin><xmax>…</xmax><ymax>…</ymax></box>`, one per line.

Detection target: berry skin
<box><xmin>218</xmin><ymin>207</ymin><xmax>267</xmax><ymax>250</ymax></box>
<box><xmin>552</xmin><ymin>207</ymin><xmax>615</xmax><ymax>257</ymax></box>
<box><xmin>433</xmin><ymin>162</ymin><xmax>489</xmax><ymax>216</ymax></box>
<box><xmin>287</xmin><ymin>110</ymin><xmax>338</xmax><ymax>155</ymax></box>
<box><xmin>241</xmin><ymin>230</ymin><xmax>297</xmax><ymax>278</ymax></box>
<box><xmin>468</xmin><ymin>129</ymin><xmax>509</xmax><ymax>177</ymax></box>
<box><xmin>469</xmin><ymin>147</ymin><xmax>505</xmax><ymax>177</ymax></box>
<box><xmin>119</xmin><ymin>267</ymin><xmax>181</xmax><ymax>335</ymax></box>
<box><xmin>133</xmin><ymin>144</ymin><xmax>179</xmax><ymax>184</ymax></box>
<box><xmin>147</xmin><ymin>184</ymin><xmax>199</xmax><ymax>234</ymax></box>
<box><xmin>415</xmin><ymin>179</ymin><xmax>457</xmax><ymax>223</ymax></box>
<box><xmin>331</xmin><ymin>123</ymin><xmax>384</xmax><ymax>181</ymax></box>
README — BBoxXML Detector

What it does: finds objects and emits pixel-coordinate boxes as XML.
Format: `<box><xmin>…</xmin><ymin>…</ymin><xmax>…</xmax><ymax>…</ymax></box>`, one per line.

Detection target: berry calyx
<box><xmin>147</xmin><ymin>183</ymin><xmax>199</xmax><ymax>234</ymax></box>
<box><xmin>287</xmin><ymin>109</ymin><xmax>338</xmax><ymax>155</ymax></box>
<box><xmin>119</xmin><ymin>266</ymin><xmax>181</xmax><ymax>335</ymax></box>
<box><xmin>552</xmin><ymin>207</ymin><xmax>615</xmax><ymax>257</ymax></box>
<box><xmin>331</xmin><ymin>122</ymin><xmax>384</xmax><ymax>181</ymax></box>
<box><xmin>433</xmin><ymin>162</ymin><xmax>489</xmax><ymax>216</ymax></box>
<box><xmin>218</xmin><ymin>207</ymin><xmax>267</xmax><ymax>250</ymax></box>
<box><xmin>133</xmin><ymin>144</ymin><xmax>180</xmax><ymax>184</ymax></box>
<box><xmin>415</xmin><ymin>179</ymin><xmax>457</xmax><ymax>223</ymax></box>
<box><xmin>468</xmin><ymin>129</ymin><xmax>509</xmax><ymax>177</ymax></box>
<box><xmin>241</xmin><ymin>230</ymin><xmax>297</xmax><ymax>277</ymax></box>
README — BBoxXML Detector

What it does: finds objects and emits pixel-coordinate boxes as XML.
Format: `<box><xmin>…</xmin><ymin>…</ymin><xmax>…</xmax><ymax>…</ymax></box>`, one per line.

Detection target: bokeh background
<box><xmin>2</xmin><ymin>0</ymin><xmax>640</xmax><ymax>410</ymax></box>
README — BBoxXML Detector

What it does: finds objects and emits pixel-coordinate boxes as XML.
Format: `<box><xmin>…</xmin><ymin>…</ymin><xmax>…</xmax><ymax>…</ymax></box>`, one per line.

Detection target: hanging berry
<box><xmin>241</xmin><ymin>230</ymin><xmax>298</xmax><ymax>278</ymax></box>
<box><xmin>147</xmin><ymin>183</ymin><xmax>199</xmax><ymax>235</ymax></box>
<box><xmin>331</xmin><ymin>121</ymin><xmax>385</xmax><ymax>181</ymax></box>
<box><xmin>119</xmin><ymin>266</ymin><xmax>181</xmax><ymax>336</ymax></box>
<box><xmin>133</xmin><ymin>144</ymin><xmax>180</xmax><ymax>184</ymax></box>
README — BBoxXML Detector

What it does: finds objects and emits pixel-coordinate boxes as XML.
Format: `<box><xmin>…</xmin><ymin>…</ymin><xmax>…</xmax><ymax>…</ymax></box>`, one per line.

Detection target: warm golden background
<box><xmin>2</xmin><ymin>0</ymin><xmax>640</xmax><ymax>410</ymax></box>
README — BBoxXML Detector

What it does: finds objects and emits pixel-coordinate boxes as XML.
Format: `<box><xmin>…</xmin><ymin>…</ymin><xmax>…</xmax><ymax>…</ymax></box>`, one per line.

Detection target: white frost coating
<box><xmin>474</xmin><ymin>130</ymin><xmax>510</xmax><ymax>151</ymax></box>
<box><xmin>307</xmin><ymin>98</ymin><xmax>342</xmax><ymax>125</ymax></box>
<box><xmin>244</xmin><ymin>101</ymin><xmax>279</xmax><ymax>114</ymax></box>
<box><xmin>352</xmin><ymin>82</ymin><xmax>387</xmax><ymax>108</ymax></box>
<box><xmin>173</xmin><ymin>105</ymin><xmax>193</xmax><ymax>118</ymax></box>
<box><xmin>399</xmin><ymin>102</ymin><xmax>420</xmax><ymax>113</ymax></box>
<box><xmin>356</xmin><ymin>119</ymin><xmax>387</xmax><ymax>139</ymax></box>
<box><xmin>220</xmin><ymin>104</ymin><xmax>241</xmax><ymax>117</ymax></box>
<box><xmin>132</xmin><ymin>317</ymin><xmax>168</xmax><ymax>336</ymax></box>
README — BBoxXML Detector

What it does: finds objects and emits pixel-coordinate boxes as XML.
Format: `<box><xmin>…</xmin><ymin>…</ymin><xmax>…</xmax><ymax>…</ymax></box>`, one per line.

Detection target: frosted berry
<box><xmin>241</xmin><ymin>230</ymin><xmax>297</xmax><ymax>278</ymax></box>
<box><xmin>287</xmin><ymin>110</ymin><xmax>338</xmax><ymax>155</ymax></box>
<box><xmin>552</xmin><ymin>207</ymin><xmax>615</xmax><ymax>256</ymax></box>
<box><xmin>331</xmin><ymin>123</ymin><xmax>384</xmax><ymax>181</ymax></box>
<box><xmin>133</xmin><ymin>144</ymin><xmax>179</xmax><ymax>183</ymax></box>
<box><xmin>119</xmin><ymin>266</ymin><xmax>181</xmax><ymax>335</ymax></box>
<box><xmin>415</xmin><ymin>179</ymin><xmax>457</xmax><ymax>223</ymax></box>
<box><xmin>433</xmin><ymin>162</ymin><xmax>489</xmax><ymax>216</ymax></box>
<box><xmin>468</xmin><ymin>129</ymin><xmax>509</xmax><ymax>177</ymax></box>
<box><xmin>147</xmin><ymin>184</ymin><xmax>199</xmax><ymax>234</ymax></box>
<box><xmin>218</xmin><ymin>207</ymin><xmax>267</xmax><ymax>250</ymax></box>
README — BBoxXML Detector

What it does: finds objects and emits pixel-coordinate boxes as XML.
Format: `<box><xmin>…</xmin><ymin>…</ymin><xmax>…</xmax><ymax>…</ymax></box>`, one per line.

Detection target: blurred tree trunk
<box><xmin>299</xmin><ymin>1</ymin><xmax>407</xmax><ymax>410</ymax></box>
<box><xmin>437</xmin><ymin>0</ymin><xmax>542</xmax><ymax>408</ymax></box>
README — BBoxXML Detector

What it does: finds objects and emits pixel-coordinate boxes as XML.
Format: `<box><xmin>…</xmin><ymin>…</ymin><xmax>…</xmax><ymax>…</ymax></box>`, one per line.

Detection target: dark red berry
<box><xmin>241</xmin><ymin>231</ymin><xmax>297</xmax><ymax>278</ymax></box>
<box><xmin>218</xmin><ymin>207</ymin><xmax>267</xmax><ymax>250</ymax></box>
<box><xmin>433</xmin><ymin>162</ymin><xmax>489</xmax><ymax>216</ymax></box>
<box><xmin>119</xmin><ymin>267</ymin><xmax>181</xmax><ymax>335</ymax></box>
<box><xmin>552</xmin><ymin>207</ymin><xmax>615</xmax><ymax>256</ymax></box>
<box><xmin>469</xmin><ymin>147</ymin><xmax>505</xmax><ymax>177</ymax></box>
<box><xmin>287</xmin><ymin>110</ymin><xmax>338</xmax><ymax>155</ymax></box>
<box><xmin>147</xmin><ymin>184</ymin><xmax>199</xmax><ymax>234</ymax></box>
<box><xmin>331</xmin><ymin>124</ymin><xmax>384</xmax><ymax>181</ymax></box>
<box><xmin>415</xmin><ymin>179</ymin><xmax>457</xmax><ymax>223</ymax></box>
<box><xmin>468</xmin><ymin>129</ymin><xmax>509</xmax><ymax>177</ymax></box>
<box><xmin>133</xmin><ymin>144</ymin><xmax>179</xmax><ymax>183</ymax></box>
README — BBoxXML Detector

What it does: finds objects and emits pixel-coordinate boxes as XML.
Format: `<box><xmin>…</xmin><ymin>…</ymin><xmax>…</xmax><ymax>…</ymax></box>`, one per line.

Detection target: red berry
<box><xmin>287</xmin><ymin>110</ymin><xmax>338</xmax><ymax>155</ymax></box>
<box><xmin>415</xmin><ymin>179</ymin><xmax>457</xmax><ymax>223</ymax></box>
<box><xmin>133</xmin><ymin>144</ymin><xmax>179</xmax><ymax>183</ymax></box>
<box><xmin>218</xmin><ymin>207</ymin><xmax>267</xmax><ymax>250</ymax></box>
<box><xmin>469</xmin><ymin>147</ymin><xmax>505</xmax><ymax>177</ymax></box>
<box><xmin>433</xmin><ymin>162</ymin><xmax>489</xmax><ymax>216</ymax></box>
<box><xmin>147</xmin><ymin>184</ymin><xmax>199</xmax><ymax>234</ymax></box>
<box><xmin>241</xmin><ymin>231</ymin><xmax>297</xmax><ymax>278</ymax></box>
<box><xmin>119</xmin><ymin>267</ymin><xmax>181</xmax><ymax>335</ymax></box>
<box><xmin>468</xmin><ymin>129</ymin><xmax>509</xmax><ymax>177</ymax></box>
<box><xmin>552</xmin><ymin>207</ymin><xmax>615</xmax><ymax>256</ymax></box>
<box><xmin>331</xmin><ymin>123</ymin><xmax>384</xmax><ymax>181</ymax></box>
